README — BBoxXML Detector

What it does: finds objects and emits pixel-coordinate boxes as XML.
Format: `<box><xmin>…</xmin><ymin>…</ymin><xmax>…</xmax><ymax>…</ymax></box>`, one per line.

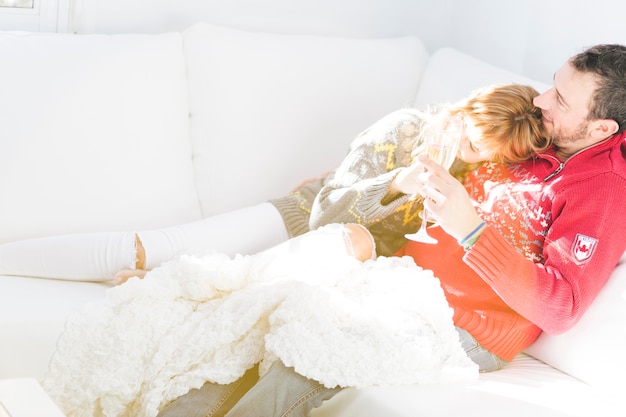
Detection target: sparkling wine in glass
<box><xmin>405</xmin><ymin>116</ymin><xmax>462</xmax><ymax>244</ymax></box>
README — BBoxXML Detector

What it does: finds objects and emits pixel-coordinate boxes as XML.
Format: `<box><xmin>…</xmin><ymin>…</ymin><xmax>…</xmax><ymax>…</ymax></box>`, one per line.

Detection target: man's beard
<box><xmin>550</xmin><ymin>120</ymin><xmax>589</xmax><ymax>148</ymax></box>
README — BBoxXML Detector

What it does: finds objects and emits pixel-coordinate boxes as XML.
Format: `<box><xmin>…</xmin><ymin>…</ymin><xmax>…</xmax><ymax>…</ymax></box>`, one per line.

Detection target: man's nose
<box><xmin>533</xmin><ymin>88</ymin><xmax>553</xmax><ymax>109</ymax></box>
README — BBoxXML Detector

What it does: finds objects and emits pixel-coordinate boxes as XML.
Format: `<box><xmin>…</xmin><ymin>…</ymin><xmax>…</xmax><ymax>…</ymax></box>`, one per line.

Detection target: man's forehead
<box><xmin>554</xmin><ymin>63</ymin><xmax>596</xmax><ymax>110</ymax></box>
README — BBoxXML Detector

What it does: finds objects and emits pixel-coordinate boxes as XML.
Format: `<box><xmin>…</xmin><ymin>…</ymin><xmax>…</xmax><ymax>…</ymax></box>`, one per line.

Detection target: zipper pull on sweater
<box><xmin>544</xmin><ymin>162</ymin><xmax>565</xmax><ymax>182</ymax></box>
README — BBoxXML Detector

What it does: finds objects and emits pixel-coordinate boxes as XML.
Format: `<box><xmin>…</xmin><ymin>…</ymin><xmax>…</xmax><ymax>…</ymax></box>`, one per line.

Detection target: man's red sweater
<box><xmin>396</xmin><ymin>131</ymin><xmax>626</xmax><ymax>361</ymax></box>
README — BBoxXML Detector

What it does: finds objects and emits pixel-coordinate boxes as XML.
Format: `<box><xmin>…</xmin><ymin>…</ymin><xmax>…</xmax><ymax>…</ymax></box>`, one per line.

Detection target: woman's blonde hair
<box><xmin>450</xmin><ymin>83</ymin><xmax>549</xmax><ymax>163</ymax></box>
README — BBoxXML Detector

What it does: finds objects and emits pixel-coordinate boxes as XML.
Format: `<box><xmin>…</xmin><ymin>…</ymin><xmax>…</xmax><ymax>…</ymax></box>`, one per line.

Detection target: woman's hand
<box><xmin>389</xmin><ymin>163</ymin><xmax>426</xmax><ymax>196</ymax></box>
<box><xmin>416</xmin><ymin>155</ymin><xmax>483</xmax><ymax>241</ymax></box>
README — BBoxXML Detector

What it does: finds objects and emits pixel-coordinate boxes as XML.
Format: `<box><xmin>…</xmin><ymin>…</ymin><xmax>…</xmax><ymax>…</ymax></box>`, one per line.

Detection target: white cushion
<box><xmin>414</xmin><ymin>47</ymin><xmax>550</xmax><ymax>109</ymax></box>
<box><xmin>0</xmin><ymin>274</ymin><xmax>110</xmax><ymax>379</ymax></box>
<box><xmin>525</xmin><ymin>260</ymin><xmax>626</xmax><ymax>395</ymax></box>
<box><xmin>313</xmin><ymin>354</ymin><xmax>622</xmax><ymax>417</ymax></box>
<box><xmin>0</xmin><ymin>31</ymin><xmax>201</xmax><ymax>244</ymax></box>
<box><xmin>182</xmin><ymin>23</ymin><xmax>429</xmax><ymax>216</ymax></box>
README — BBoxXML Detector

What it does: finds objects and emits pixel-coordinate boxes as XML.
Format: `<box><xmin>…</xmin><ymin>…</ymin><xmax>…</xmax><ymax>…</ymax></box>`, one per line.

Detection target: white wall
<box><xmin>72</xmin><ymin>0</ymin><xmax>443</xmax><ymax>38</ymax></box>
<box><xmin>447</xmin><ymin>0</ymin><xmax>626</xmax><ymax>83</ymax></box>
<box><xmin>69</xmin><ymin>0</ymin><xmax>626</xmax><ymax>84</ymax></box>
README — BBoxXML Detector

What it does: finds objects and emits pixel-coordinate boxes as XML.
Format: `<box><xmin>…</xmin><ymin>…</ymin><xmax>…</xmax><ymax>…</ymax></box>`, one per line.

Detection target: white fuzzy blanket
<box><xmin>43</xmin><ymin>251</ymin><xmax>477</xmax><ymax>417</ymax></box>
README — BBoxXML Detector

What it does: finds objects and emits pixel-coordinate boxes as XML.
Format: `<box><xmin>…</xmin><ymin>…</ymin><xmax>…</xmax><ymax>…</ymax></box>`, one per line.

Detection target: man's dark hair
<box><xmin>571</xmin><ymin>44</ymin><xmax>626</xmax><ymax>133</ymax></box>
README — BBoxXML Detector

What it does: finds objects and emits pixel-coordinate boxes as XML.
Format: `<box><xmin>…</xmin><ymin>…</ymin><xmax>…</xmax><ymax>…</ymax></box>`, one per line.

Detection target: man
<box><xmin>158</xmin><ymin>44</ymin><xmax>626</xmax><ymax>417</ymax></box>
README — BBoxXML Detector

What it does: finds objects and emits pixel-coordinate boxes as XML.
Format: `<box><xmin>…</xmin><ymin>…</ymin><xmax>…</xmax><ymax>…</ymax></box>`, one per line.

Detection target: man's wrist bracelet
<box><xmin>458</xmin><ymin>221</ymin><xmax>486</xmax><ymax>250</ymax></box>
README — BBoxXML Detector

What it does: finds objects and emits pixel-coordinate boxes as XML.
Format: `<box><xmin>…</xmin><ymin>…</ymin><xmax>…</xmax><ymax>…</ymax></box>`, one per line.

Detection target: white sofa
<box><xmin>0</xmin><ymin>23</ymin><xmax>624</xmax><ymax>417</ymax></box>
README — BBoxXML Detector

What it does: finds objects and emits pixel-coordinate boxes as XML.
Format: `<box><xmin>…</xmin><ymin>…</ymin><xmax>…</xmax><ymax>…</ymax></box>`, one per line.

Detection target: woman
<box><xmin>0</xmin><ymin>84</ymin><xmax>545</xmax><ymax>283</ymax></box>
<box><xmin>114</xmin><ymin>82</ymin><xmax>547</xmax><ymax>284</ymax></box>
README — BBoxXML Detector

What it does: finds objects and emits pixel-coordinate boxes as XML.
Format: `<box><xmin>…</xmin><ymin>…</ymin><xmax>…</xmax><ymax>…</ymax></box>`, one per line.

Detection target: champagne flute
<box><xmin>405</xmin><ymin>115</ymin><xmax>463</xmax><ymax>244</ymax></box>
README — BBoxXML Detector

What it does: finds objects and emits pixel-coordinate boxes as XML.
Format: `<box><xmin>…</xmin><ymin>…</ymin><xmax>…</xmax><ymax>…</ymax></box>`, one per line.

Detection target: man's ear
<box><xmin>590</xmin><ymin>118</ymin><xmax>619</xmax><ymax>139</ymax></box>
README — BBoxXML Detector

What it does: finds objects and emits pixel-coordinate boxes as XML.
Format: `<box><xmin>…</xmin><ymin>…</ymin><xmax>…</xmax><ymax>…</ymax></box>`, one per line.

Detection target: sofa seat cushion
<box><xmin>313</xmin><ymin>354</ymin><xmax>622</xmax><ymax>417</ymax></box>
<box><xmin>0</xmin><ymin>275</ymin><xmax>111</xmax><ymax>379</ymax></box>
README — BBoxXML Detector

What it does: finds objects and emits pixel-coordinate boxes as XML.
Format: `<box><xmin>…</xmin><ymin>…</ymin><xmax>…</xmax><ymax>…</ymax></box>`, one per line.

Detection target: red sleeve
<box><xmin>464</xmin><ymin>173</ymin><xmax>626</xmax><ymax>335</ymax></box>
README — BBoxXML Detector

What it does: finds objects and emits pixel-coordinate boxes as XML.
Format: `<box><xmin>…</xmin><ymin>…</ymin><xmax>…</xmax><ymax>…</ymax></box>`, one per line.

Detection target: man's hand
<box><xmin>416</xmin><ymin>155</ymin><xmax>483</xmax><ymax>241</ymax></box>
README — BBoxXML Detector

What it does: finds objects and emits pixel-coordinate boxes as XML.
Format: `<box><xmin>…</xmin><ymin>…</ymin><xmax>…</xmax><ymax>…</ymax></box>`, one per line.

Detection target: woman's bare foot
<box><xmin>114</xmin><ymin>269</ymin><xmax>148</xmax><ymax>285</ymax></box>
<box><xmin>135</xmin><ymin>233</ymin><xmax>146</xmax><ymax>270</ymax></box>
<box><xmin>112</xmin><ymin>235</ymin><xmax>149</xmax><ymax>285</ymax></box>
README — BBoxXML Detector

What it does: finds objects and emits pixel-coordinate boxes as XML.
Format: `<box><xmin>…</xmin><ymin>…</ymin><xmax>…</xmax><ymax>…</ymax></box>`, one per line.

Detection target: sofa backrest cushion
<box><xmin>414</xmin><ymin>47</ymin><xmax>550</xmax><ymax>109</ymax></box>
<box><xmin>182</xmin><ymin>23</ymin><xmax>429</xmax><ymax>217</ymax></box>
<box><xmin>525</xmin><ymin>261</ymin><xmax>626</xmax><ymax>395</ymax></box>
<box><xmin>0</xmin><ymin>31</ymin><xmax>201</xmax><ymax>244</ymax></box>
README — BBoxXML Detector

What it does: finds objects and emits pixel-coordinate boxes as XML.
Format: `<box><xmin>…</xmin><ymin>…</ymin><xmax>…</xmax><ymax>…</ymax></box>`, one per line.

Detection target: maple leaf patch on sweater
<box><xmin>572</xmin><ymin>234</ymin><xmax>598</xmax><ymax>263</ymax></box>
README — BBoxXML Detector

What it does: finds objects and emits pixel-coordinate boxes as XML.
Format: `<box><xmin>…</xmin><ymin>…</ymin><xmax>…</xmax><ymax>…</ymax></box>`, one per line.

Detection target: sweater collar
<box><xmin>533</xmin><ymin>131</ymin><xmax>626</xmax><ymax>182</ymax></box>
<box><xmin>542</xmin><ymin>130</ymin><xmax>626</xmax><ymax>162</ymax></box>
